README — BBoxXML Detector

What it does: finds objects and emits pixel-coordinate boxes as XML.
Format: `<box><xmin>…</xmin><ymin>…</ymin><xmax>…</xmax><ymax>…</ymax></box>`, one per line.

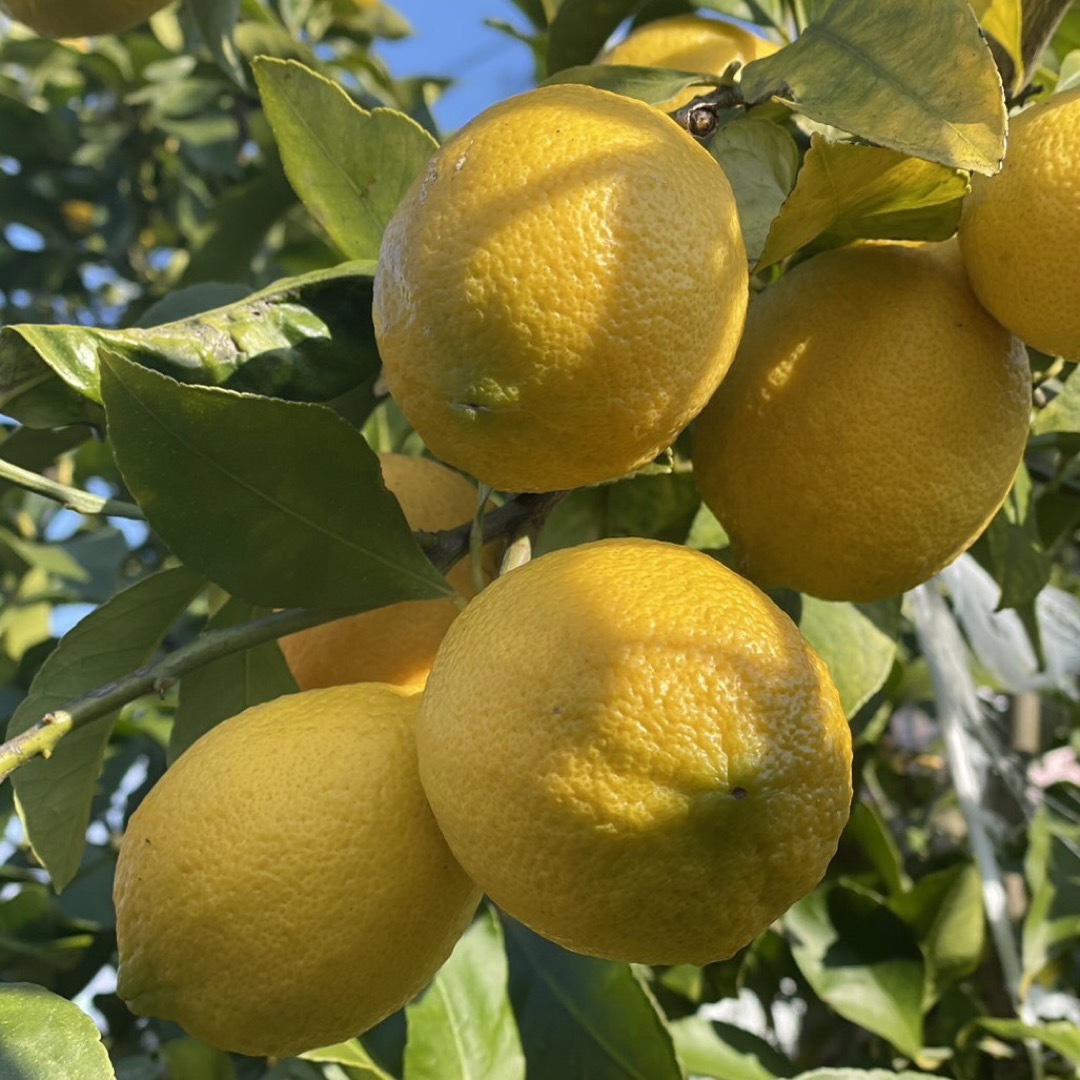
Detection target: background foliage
<box><xmin>0</xmin><ymin>0</ymin><xmax>1079</xmax><ymax>1077</ymax></box>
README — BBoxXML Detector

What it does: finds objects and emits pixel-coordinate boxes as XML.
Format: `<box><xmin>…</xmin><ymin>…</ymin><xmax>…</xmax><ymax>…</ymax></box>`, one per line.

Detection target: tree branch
<box><xmin>0</xmin><ymin>490</ymin><xmax>566</xmax><ymax>784</ymax></box>
<box><xmin>0</xmin><ymin>456</ymin><xmax>143</xmax><ymax>519</ymax></box>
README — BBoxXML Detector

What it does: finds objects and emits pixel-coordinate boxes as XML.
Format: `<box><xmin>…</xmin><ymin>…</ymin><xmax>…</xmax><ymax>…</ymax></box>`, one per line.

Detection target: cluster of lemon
<box><xmin>110</xmin><ymin>13</ymin><xmax>1078</xmax><ymax>1063</ymax></box>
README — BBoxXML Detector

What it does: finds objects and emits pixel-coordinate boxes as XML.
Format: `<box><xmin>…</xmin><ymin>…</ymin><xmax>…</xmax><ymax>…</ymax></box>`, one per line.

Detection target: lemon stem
<box><xmin>0</xmin><ymin>456</ymin><xmax>143</xmax><ymax>519</ymax></box>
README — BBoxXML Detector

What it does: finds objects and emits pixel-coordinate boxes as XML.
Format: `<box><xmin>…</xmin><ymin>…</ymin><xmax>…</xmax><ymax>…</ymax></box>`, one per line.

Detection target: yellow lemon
<box><xmin>0</xmin><ymin>0</ymin><xmax>169</xmax><ymax>36</ymax></box>
<box><xmin>959</xmin><ymin>87</ymin><xmax>1080</xmax><ymax>359</ymax></box>
<box><xmin>373</xmin><ymin>82</ymin><xmax>748</xmax><ymax>493</ymax></box>
<box><xmin>279</xmin><ymin>453</ymin><xmax>498</xmax><ymax>693</ymax></box>
<box><xmin>415</xmin><ymin>537</ymin><xmax>852</xmax><ymax>965</ymax></box>
<box><xmin>114</xmin><ymin>685</ymin><xmax>482</xmax><ymax>1058</ymax></box>
<box><xmin>692</xmin><ymin>241</ymin><xmax>1031</xmax><ymax>602</ymax></box>
<box><xmin>600</xmin><ymin>14</ymin><xmax>778</xmax><ymax>109</ymax></box>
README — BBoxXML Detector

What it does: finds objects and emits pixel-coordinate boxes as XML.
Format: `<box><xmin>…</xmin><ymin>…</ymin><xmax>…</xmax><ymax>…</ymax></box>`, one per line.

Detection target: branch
<box><xmin>0</xmin><ymin>456</ymin><xmax>143</xmax><ymax>519</ymax></box>
<box><xmin>0</xmin><ymin>490</ymin><xmax>567</xmax><ymax>784</ymax></box>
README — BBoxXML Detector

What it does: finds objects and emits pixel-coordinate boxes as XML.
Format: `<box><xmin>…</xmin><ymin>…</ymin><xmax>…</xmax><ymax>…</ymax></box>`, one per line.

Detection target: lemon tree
<box><xmin>0</xmin><ymin>2</ymin><xmax>1079</xmax><ymax>1079</ymax></box>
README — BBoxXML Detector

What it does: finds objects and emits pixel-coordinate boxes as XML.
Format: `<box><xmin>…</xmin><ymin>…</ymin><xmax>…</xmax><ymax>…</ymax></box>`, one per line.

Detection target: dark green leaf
<box><xmin>711</xmin><ymin>117</ymin><xmax>799</xmax><ymax>265</ymax></box>
<box><xmin>798</xmin><ymin>597</ymin><xmax>897</xmax><ymax>718</ymax></box>
<box><xmin>0</xmin><ymin>262</ymin><xmax>382</xmax><ymax>422</ymax></box>
<box><xmin>537</xmin><ymin>472</ymin><xmax>701</xmax><ymax>554</ymax></box>
<box><xmin>1022</xmin><ymin>805</ymin><xmax>1080</xmax><ymax>980</ymax></box>
<box><xmin>889</xmin><ymin>864</ymin><xmax>985</xmax><ymax>1005</ymax></box>
<box><xmin>546</xmin><ymin>0</ymin><xmax>640</xmax><ymax>75</ymax></box>
<box><xmin>404</xmin><ymin>907</ymin><xmax>525</xmax><ymax>1080</ymax></box>
<box><xmin>740</xmin><ymin>0</ymin><xmax>1006</xmax><ymax>173</ymax></box>
<box><xmin>670</xmin><ymin>1015</ymin><xmax>792</xmax><ymax>1079</ymax></box>
<box><xmin>185</xmin><ymin>0</ymin><xmax>246</xmax><ymax>87</ymax></box>
<box><xmin>8</xmin><ymin>566</ymin><xmax>205</xmax><ymax>891</ymax></box>
<box><xmin>503</xmin><ymin>916</ymin><xmax>682</xmax><ymax>1080</ymax></box>
<box><xmin>984</xmin><ymin>466</ymin><xmax>1053</xmax><ymax>611</ymax></box>
<box><xmin>171</xmin><ymin>598</ymin><xmax>298</xmax><ymax>763</ymax></box>
<box><xmin>755</xmin><ymin>136</ymin><xmax>968</xmax><ymax>269</ymax></box>
<box><xmin>99</xmin><ymin>353</ymin><xmax>451</xmax><ymax>610</ymax></box>
<box><xmin>842</xmin><ymin>800</ymin><xmax>911</xmax><ymax>896</ymax></box>
<box><xmin>0</xmin><ymin>982</ymin><xmax>113</xmax><ymax>1079</ymax></box>
<box><xmin>785</xmin><ymin>883</ymin><xmax>925</xmax><ymax>1058</ymax></box>
<box><xmin>254</xmin><ymin>58</ymin><xmax>438</xmax><ymax>261</ymax></box>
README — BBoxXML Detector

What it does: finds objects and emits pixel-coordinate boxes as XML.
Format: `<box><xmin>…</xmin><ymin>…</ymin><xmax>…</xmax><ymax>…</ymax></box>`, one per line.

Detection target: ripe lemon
<box><xmin>692</xmin><ymin>241</ymin><xmax>1031</xmax><ymax>602</ymax></box>
<box><xmin>415</xmin><ymin>537</ymin><xmax>852</xmax><ymax>965</ymax></box>
<box><xmin>373</xmin><ymin>82</ymin><xmax>748</xmax><ymax>493</ymax></box>
<box><xmin>113</xmin><ymin>685</ymin><xmax>482</xmax><ymax>1058</ymax></box>
<box><xmin>0</xmin><ymin>0</ymin><xmax>168</xmax><ymax>36</ymax></box>
<box><xmin>959</xmin><ymin>88</ymin><xmax>1080</xmax><ymax>359</ymax></box>
<box><xmin>279</xmin><ymin>453</ymin><xmax>497</xmax><ymax>692</ymax></box>
<box><xmin>600</xmin><ymin>14</ymin><xmax>778</xmax><ymax>110</ymax></box>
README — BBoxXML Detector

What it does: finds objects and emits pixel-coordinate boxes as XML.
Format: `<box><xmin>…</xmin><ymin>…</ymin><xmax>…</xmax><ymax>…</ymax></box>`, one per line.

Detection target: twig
<box><xmin>0</xmin><ymin>490</ymin><xmax>567</xmax><ymax>784</ymax></box>
<box><xmin>0</xmin><ymin>456</ymin><xmax>143</xmax><ymax>519</ymax></box>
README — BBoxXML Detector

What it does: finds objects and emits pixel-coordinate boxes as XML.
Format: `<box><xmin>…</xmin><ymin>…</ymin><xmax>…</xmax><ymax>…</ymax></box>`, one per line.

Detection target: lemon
<box><xmin>415</xmin><ymin>537</ymin><xmax>852</xmax><ymax>965</ymax></box>
<box><xmin>692</xmin><ymin>241</ymin><xmax>1031</xmax><ymax>602</ymax></box>
<box><xmin>279</xmin><ymin>453</ymin><xmax>498</xmax><ymax>692</ymax></box>
<box><xmin>113</xmin><ymin>685</ymin><xmax>482</xmax><ymax>1059</ymax></box>
<box><xmin>600</xmin><ymin>14</ymin><xmax>778</xmax><ymax>110</ymax></box>
<box><xmin>959</xmin><ymin>88</ymin><xmax>1080</xmax><ymax>359</ymax></box>
<box><xmin>0</xmin><ymin>0</ymin><xmax>168</xmax><ymax>36</ymax></box>
<box><xmin>373</xmin><ymin>82</ymin><xmax>748</xmax><ymax>493</ymax></box>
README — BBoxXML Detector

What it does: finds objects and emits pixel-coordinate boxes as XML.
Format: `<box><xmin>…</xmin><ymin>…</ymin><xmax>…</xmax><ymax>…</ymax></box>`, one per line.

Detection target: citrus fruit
<box><xmin>415</xmin><ymin>537</ymin><xmax>852</xmax><ymax>965</ymax></box>
<box><xmin>373</xmin><ymin>82</ymin><xmax>748</xmax><ymax>493</ymax></box>
<box><xmin>113</xmin><ymin>684</ymin><xmax>482</xmax><ymax>1058</ymax></box>
<box><xmin>692</xmin><ymin>241</ymin><xmax>1031</xmax><ymax>602</ymax></box>
<box><xmin>959</xmin><ymin>87</ymin><xmax>1080</xmax><ymax>359</ymax></box>
<box><xmin>0</xmin><ymin>0</ymin><xmax>168</xmax><ymax>36</ymax></box>
<box><xmin>600</xmin><ymin>14</ymin><xmax>778</xmax><ymax>110</ymax></box>
<box><xmin>279</xmin><ymin>453</ymin><xmax>498</xmax><ymax>693</ymax></box>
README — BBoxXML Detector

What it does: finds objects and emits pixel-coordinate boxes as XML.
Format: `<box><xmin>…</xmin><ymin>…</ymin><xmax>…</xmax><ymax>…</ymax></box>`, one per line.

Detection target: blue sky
<box><xmin>374</xmin><ymin>1</ymin><xmax>538</xmax><ymax>131</ymax></box>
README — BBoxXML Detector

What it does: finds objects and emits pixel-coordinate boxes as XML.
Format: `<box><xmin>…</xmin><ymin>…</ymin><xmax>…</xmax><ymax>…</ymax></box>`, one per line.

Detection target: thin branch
<box><xmin>0</xmin><ymin>489</ymin><xmax>567</xmax><ymax>784</ymax></box>
<box><xmin>0</xmin><ymin>456</ymin><xmax>144</xmax><ymax>519</ymax></box>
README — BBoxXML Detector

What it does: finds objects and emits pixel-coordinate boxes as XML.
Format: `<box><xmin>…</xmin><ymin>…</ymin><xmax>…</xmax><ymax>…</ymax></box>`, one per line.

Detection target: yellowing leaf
<box><xmin>757</xmin><ymin>135</ymin><xmax>969</xmax><ymax>269</ymax></box>
<box><xmin>970</xmin><ymin>0</ymin><xmax>1023</xmax><ymax>90</ymax></box>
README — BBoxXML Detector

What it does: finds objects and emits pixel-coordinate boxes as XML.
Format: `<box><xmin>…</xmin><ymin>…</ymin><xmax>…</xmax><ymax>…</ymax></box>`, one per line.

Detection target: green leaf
<box><xmin>159</xmin><ymin>1039</ymin><xmax>236</xmax><ymax>1080</ymax></box>
<box><xmin>0</xmin><ymin>262</ymin><xmax>381</xmax><ymax>425</ymax></box>
<box><xmin>537</xmin><ymin>472</ymin><xmax>701</xmax><ymax>554</ymax></box>
<box><xmin>253</xmin><ymin>59</ymin><xmax>438</xmax><ymax>261</ymax></box>
<box><xmin>843</xmin><ymin>800</ymin><xmax>911</xmax><ymax>896</ymax></box>
<box><xmin>889</xmin><ymin>864</ymin><xmax>985</xmax><ymax>1006</ymax></box>
<box><xmin>185</xmin><ymin>0</ymin><xmax>246</xmax><ymax>87</ymax></box>
<box><xmin>755</xmin><ymin>136</ymin><xmax>969</xmax><ymax>269</ymax></box>
<box><xmin>740</xmin><ymin>0</ymin><xmax>1006</xmax><ymax>174</ymax></box>
<box><xmin>99</xmin><ymin>353</ymin><xmax>451</xmax><ymax>610</ymax></box>
<box><xmin>170</xmin><ymin>598</ymin><xmax>298</xmax><ymax>763</ymax></box>
<box><xmin>785</xmin><ymin>883</ymin><xmax>925</xmax><ymax>1059</ymax></box>
<box><xmin>1034</xmin><ymin>365</ymin><xmax>1080</xmax><ymax>434</ymax></box>
<box><xmin>1022</xmin><ymin>805</ymin><xmax>1080</xmax><ymax>980</ymax></box>
<box><xmin>984</xmin><ymin>465</ymin><xmax>1052</xmax><ymax>611</ymax></box>
<box><xmin>543</xmin><ymin>63</ymin><xmax>724</xmax><ymax>105</ymax></box>
<box><xmin>8</xmin><ymin>566</ymin><xmax>204</xmax><ymax>891</ymax></box>
<box><xmin>974</xmin><ymin>1019</ymin><xmax>1080</xmax><ymax>1064</ymax></box>
<box><xmin>503</xmin><ymin>917</ymin><xmax>682</xmax><ymax>1080</ymax></box>
<box><xmin>0</xmin><ymin>983</ymin><xmax>113</xmax><ymax>1079</ymax></box>
<box><xmin>301</xmin><ymin>1039</ymin><xmax>396</xmax><ymax>1078</ymax></box>
<box><xmin>792</xmin><ymin>1071</ymin><xmax>938</xmax><ymax>1080</ymax></box>
<box><xmin>404</xmin><ymin>908</ymin><xmax>525</xmax><ymax>1080</ymax></box>
<box><xmin>546</xmin><ymin>0</ymin><xmax>640</xmax><ymax>75</ymax></box>
<box><xmin>670</xmin><ymin>1015</ymin><xmax>792</xmax><ymax>1079</ymax></box>
<box><xmin>711</xmin><ymin>117</ymin><xmax>800</xmax><ymax>266</ymax></box>
<box><xmin>798</xmin><ymin>597</ymin><xmax>898</xmax><ymax>718</ymax></box>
